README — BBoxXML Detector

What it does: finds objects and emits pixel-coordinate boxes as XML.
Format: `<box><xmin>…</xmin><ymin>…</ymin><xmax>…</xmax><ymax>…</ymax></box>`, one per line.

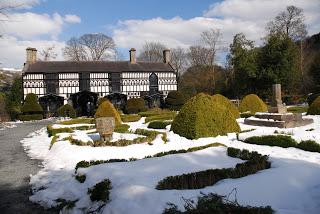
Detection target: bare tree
<box><xmin>267</xmin><ymin>5</ymin><xmax>307</xmax><ymax>40</ymax></box>
<box><xmin>171</xmin><ymin>47</ymin><xmax>188</xmax><ymax>77</ymax></box>
<box><xmin>39</xmin><ymin>45</ymin><xmax>57</xmax><ymax>61</ymax></box>
<box><xmin>137</xmin><ymin>41</ymin><xmax>167</xmax><ymax>62</ymax></box>
<box><xmin>188</xmin><ymin>45</ymin><xmax>213</xmax><ymax>67</ymax></box>
<box><xmin>63</xmin><ymin>33</ymin><xmax>116</xmax><ymax>61</ymax></box>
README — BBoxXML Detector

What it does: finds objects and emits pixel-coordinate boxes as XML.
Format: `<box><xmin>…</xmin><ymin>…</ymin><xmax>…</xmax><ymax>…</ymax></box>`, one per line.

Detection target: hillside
<box><xmin>0</xmin><ymin>68</ymin><xmax>22</xmax><ymax>92</ymax></box>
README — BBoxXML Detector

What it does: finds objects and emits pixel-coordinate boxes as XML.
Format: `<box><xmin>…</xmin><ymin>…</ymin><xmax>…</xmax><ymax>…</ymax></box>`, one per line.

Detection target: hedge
<box><xmin>244</xmin><ymin>135</ymin><xmax>297</xmax><ymax>148</ymax></box>
<box><xmin>163</xmin><ymin>193</ymin><xmax>274</xmax><ymax>214</ymax></box>
<box><xmin>296</xmin><ymin>140</ymin><xmax>320</xmax><ymax>153</ymax></box>
<box><xmin>114</xmin><ymin>124</ymin><xmax>130</xmax><ymax>133</ymax></box>
<box><xmin>239</xmin><ymin>94</ymin><xmax>268</xmax><ymax>114</ymax></box>
<box><xmin>47</xmin><ymin>125</ymin><xmax>73</xmax><ymax>137</ymax></box>
<box><xmin>147</xmin><ymin>120</ymin><xmax>172</xmax><ymax>129</ymax></box>
<box><xmin>94</xmin><ymin>100</ymin><xmax>122</xmax><ymax>125</ymax></box>
<box><xmin>307</xmin><ymin>93</ymin><xmax>320</xmax><ymax>106</ymax></box>
<box><xmin>125</xmin><ymin>98</ymin><xmax>147</xmax><ymax>114</ymax></box>
<box><xmin>212</xmin><ymin>94</ymin><xmax>240</xmax><ymax>119</ymax></box>
<box><xmin>144</xmin><ymin>112</ymin><xmax>176</xmax><ymax>123</ymax></box>
<box><xmin>59</xmin><ymin>118</ymin><xmax>95</xmax><ymax>125</ymax></box>
<box><xmin>57</xmin><ymin>104</ymin><xmax>76</xmax><ymax>118</ymax></box>
<box><xmin>18</xmin><ymin>114</ymin><xmax>43</xmax><ymax>121</ymax></box>
<box><xmin>88</xmin><ymin>179</ymin><xmax>112</xmax><ymax>202</ymax></box>
<box><xmin>307</xmin><ymin>96</ymin><xmax>320</xmax><ymax>115</ymax></box>
<box><xmin>171</xmin><ymin>93</ymin><xmax>240</xmax><ymax>139</ymax></box>
<box><xmin>156</xmin><ymin>147</ymin><xmax>270</xmax><ymax>190</ymax></box>
<box><xmin>121</xmin><ymin>114</ymin><xmax>142</xmax><ymax>122</ymax></box>
<box><xmin>165</xmin><ymin>91</ymin><xmax>186</xmax><ymax>110</ymax></box>
<box><xmin>21</xmin><ymin>93</ymin><xmax>43</xmax><ymax>114</ymax></box>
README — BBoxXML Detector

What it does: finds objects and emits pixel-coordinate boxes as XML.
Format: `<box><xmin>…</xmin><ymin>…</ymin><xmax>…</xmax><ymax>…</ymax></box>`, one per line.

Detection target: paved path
<box><xmin>0</xmin><ymin>120</ymin><xmax>56</xmax><ymax>214</ymax></box>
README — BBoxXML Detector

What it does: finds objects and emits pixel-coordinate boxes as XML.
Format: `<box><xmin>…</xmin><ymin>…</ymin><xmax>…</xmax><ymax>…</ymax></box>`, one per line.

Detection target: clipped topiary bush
<box><xmin>125</xmin><ymin>98</ymin><xmax>147</xmax><ymax>114</ymax></box>
<box><xmin>165</xmin><ymin>91</ymin><xmax>186</xmax><ymax>110</ymax></box>
<box><xmin>21</xmin><ymin>93</ymin><xmax>43</xmax><ymax>115</ymax></box>
<box><xmin>239</xmin><ymin>94</ymin><xmax>268</xmax><ymax>114</ymax></box>
<box><xmin>147</xmin><ymin>120</ymin><xmax>171</xmax><ymax>129</ymax></box>
<box><xmin>18</xmin><ymin>114</ymin><xmax>43</xmax><ymax>121</ymax></box>
<box><xmin>94</xmin><ymin>100</ymin><xmax>121</xmax><ymax>125</ymax></box>
<box><xmin>307</xmin><ymin>96</ymin><xmax>320</xmax><ymax>115</ymax></box>
<box><xmin>57</xmin><ymin>104</ymin><xmax>76</xmax><ymax>118</ymax></box>
<box><xmin>297</xmin><ymin>140</ymin><xmax>320</xmax><ymax>152</ymax></box>
<box><xmin>88</xmin><ymin>179</ymin><xmax>112</xmax><ymax>202</ymax></box>
<box><xmin>121</xmin><ymin>114</ymin><xmax>141</xmax><ymax>122</ymax></box>
<box><xmin>212</xmin><ymin>94</ymin><xmax>240</xmax><ymax>119</ymax></box>
<box><xmin>171</xmin><ymin>93</ymin><xmax>240</xmax><ymax>139</ymax></box>
<box><xmin>244</xmin><ymin>135</ymin><xmax>297</xmax><ymax>148</ymax></box>
<box><xmin>307</xmin><ymin>93</ymin><xmax>320</xmax><ymax>106</ymax></box>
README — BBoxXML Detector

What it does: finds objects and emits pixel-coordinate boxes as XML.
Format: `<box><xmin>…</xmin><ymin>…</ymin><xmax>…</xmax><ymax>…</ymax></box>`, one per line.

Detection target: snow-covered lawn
<box><xmin>21</xmin><ymin>115</ymin><xmax>320</xmax><ymax>214</ymax></box>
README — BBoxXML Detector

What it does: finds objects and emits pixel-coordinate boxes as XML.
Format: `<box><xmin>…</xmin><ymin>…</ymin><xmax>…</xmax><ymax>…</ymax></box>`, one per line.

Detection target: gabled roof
<box><xmin>23</xmin><ymin>61</ymin><xmax>175</xmax><ymax>73</ymax></box>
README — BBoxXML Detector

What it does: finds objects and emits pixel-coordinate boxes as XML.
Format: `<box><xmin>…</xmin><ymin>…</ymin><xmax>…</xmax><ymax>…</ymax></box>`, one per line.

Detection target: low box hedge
<box><xmin>244</xmin><ymin>135</ymin><xmax>297</xmax><ymax>148</ymax></box>
<box><xmin>296</xmin><ymin>140</ymin><xmax>320</xmax><ymax>153</ymax></box>
<box><xmin>121</xmin><ymin>114</ymin><xmax>142</xmax><ymax>122</ymax></box>
<box><xmin>114</xmin><ymin>124</ymin><xmax>130</xmax><ymax>133</ymax></box>
<box><xmin>156</xmin><ymin>148</ymin><xmax>271</xmax><ymax>190</ymax></box>
<box><xmin>147</xmin><ymin>120</ymin><xmax>172</xmax><ymax>129</ymax></box>
<box><xmin>18</xmin><ymin>114</ymin><xmax>43</xmax><ymax>121</ymax></box>
<box><xmin>88</xmin><ymin>179</ymin><xmax>112</xmax><ymax>202</ymax></box>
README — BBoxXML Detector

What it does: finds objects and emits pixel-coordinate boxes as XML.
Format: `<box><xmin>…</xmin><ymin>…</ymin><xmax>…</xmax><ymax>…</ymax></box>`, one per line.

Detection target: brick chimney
<box><xmin>163</xmin><ymin>49</ymin><xmax>170</xmax><ymax>64</ymax></box>
<box><xmin>129</xmin><ymin>48</ymin><xmax>136</xmax><ymax>64</ymax></box>
<box><xmin>26</xmin><ymin>47</ymin><xmax>37</xmax><ymax>63</ymax></box>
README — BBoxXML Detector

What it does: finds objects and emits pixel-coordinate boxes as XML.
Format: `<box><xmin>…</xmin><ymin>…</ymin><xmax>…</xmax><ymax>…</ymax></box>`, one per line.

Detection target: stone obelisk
<box><xmin>268</xmin><ymin>84</ymin><xmax>287</xmax><ymax>113</ymax></box>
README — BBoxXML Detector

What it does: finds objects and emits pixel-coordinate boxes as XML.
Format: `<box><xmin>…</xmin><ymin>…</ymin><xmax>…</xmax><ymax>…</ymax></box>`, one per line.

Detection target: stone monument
<box><xmin>268</xmin><ymin>84</ymin><xmax>287</xmax><ymax>113</ymax></box>
<box><xmin>95</xmin><ymin>117</ymin><xmax>115</xmax><ymax>142</ymax></box>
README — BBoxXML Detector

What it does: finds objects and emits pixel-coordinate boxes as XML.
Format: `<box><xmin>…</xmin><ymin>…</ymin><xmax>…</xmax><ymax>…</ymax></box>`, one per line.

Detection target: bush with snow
<box><xmin>239</xmin><ymin>94</ymin><xmax>267</xmax><ymax>114</ymax></box>
<box><xmin>171</xmin><ymin>93</ymin><xmax>240</xmax><ymax>139</ymax></box>
<box><xmin>88</xmin><ymin>179</ymin><xmax>112</xmax><ymax>202</ymax></box>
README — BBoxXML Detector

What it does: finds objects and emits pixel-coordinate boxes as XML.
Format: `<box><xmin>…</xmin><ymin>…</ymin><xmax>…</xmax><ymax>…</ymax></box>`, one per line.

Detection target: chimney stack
<box><xmin>26</xmin><ymin>47</ymin><xmax>37</xmax><ymax>63</ymax></box>
<box><xmin>129</xmin><ymin>48</ymin><xmax>136</xmax><ymax>64</ymax></box>
<box><xmin>163</xmin><ymin>49</ymin><xmax>170</xmax><ymax>64</ymax></box>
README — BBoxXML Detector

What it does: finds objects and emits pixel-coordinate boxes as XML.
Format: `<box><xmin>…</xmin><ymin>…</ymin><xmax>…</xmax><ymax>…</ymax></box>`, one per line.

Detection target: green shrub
<box><xmin>88</xmin><ymin>179</ymin><xmax>112</xmax><ymax>202</ymax></box>
<box><xmin>50</xmin><ymin>135</ymin><xmax>59</xmax><ymax>149</ymax></box>
<box><xmin>47</xmin><ymin>125</ymin><xmax>73</xmax><ymax>137</ymax></box>
<box><xmin>287</xmin><ymin>106</ymin><xmax>308</xmax><ymax>113</ymax></box>
<box><xmin>307</xmin><ymin>96</ymin><xmax>320</xmax><ymax>115</ymax></box>
<box><xmin>59</xmin><ymin>118</ymin><xmax>95</xmax><ymax>125</ymax></box>
<box><xmin>57</xmin><ymin>104</ymin><xmax>76</xmax><ymax>118</ymax></box>
<box><xmin>307</xmin><ymin>93</ymin><xmax>320</xmax><ymax>106</ymax></box>
<box><xmin>244</xmin><ymin>135</ymin><xmax>297</xmax><ymax>148</ymax></box>
<box><xmin>165</xmin><ymin>91</ymin><xmax>186</xmax><ymax>110</ymax></box>
<box><xmin>163</xmin><ymin>193</ymin><xmax>274</xmax><ymax>214</ymax></box>
<box><xmin>94</xmin><ymin>100</ymin><xmax>122</xmax><ymax>125</ymax></box>
<box><xmin>21</xmin><ymin>93</ymin><xmax>43</xmax><ymax>114</ymax></box>
<box><xmin>147</xmin><ymin>120</ymin><xmax>171</xmax><ymax>129</ymax></box>
<box><xmin>18</xmin><ymin>114</ymin><xmax>43</xmax><ymax>121</ymax></box>
<box><xmin>144</xmin><ymin>112</ymin><xmax>176</xmax><ymax>123</ymax></box>
<box><xmin>138</xmin><ymin>108</ymin><xmax>170</xmax><ymax>117</ymax></box>
<box><xmin>63</xmin><ymin>136</ymin><xmax>93</xmax><ymax>146</ymax></box>
<box><xmin>171</xmin><ymin>93</ymin><xmax>240</xmax><ymax>139</ymax></box>
<box><xmin>121</xmin><ymin>114</ymin><xmax>141</xmax><ymax>122</ymax></box>
<box><xmin>125</xmin><ymin>98</ymin><xmax>147</xmax><ymax>114</ymax></box>
<box><xmin>97</xmin><ymin>97</ymin><xmax>108</xmax><ymax>106</ymax></box>
<box><xmin>75</xmin><ymin>174</ymin><xmax>86</xmax><ymax>183</ymax></box>
<box><xmin>240</xmin><ymin>112</ymin><xmax>254</xmax><ymax>118</ymax></box>
<box><xmin>239</xmin><ymin>94</ymin><xmax>268</xmax><ymax>114</ymax></box>
<box><xmin>156</xmin><ymin>148</ymin><xmax>270</xmax><ymax>190</ymax></box>
<box><xmin>212</xmin><ymin>94</ymin><xmax>240</xmax><ymax>119</ymax></box>
<box><xmin>297</xmin><ymin>140</ymin><xmax>320</xmax><ymax>153</ymax></box>
<box><xmin>114</xmin><ymin>124</ymin><xmax>130</xmax><ymax>133</ymax></box>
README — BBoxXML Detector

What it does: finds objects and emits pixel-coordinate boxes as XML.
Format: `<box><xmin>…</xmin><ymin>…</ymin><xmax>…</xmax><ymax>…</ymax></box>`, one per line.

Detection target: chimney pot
<box><xmin>163</xmin><ymin>49</ymin><xmax>170</xmax><ymax>64</ymax></box>
<box><xmin>129</xmin><ymin>48</ymin><xmax>136</xmax><ymax>64</ymax></box>
<box><xmin>26</xmin><ymin>47</ymin><xmax>37</xmax><ymax>64</ymax></box>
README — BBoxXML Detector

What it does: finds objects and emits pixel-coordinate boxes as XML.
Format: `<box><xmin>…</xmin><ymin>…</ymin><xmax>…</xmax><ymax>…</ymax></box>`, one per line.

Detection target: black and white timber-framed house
<box><xmin>22</xmin><ymin>47</ymin><xmax>177</xmax><ymax>116</ymax></box>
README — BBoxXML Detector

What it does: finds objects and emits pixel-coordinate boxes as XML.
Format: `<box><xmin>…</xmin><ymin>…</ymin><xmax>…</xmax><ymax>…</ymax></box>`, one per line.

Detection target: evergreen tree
<box><xmin>310</xmin><ymin>52</ymin><xmax>320</xmax><ymax>91</ymax></box>
<box><xmin>5</xmin><ymin>77</ymin><xmax>23</xmax><ymax>120</ymax></box>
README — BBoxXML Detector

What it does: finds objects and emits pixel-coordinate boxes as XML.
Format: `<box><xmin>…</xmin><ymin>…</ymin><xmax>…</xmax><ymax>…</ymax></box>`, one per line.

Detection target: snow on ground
<box><xmin>20</xmin><ymin>115</ymin><xmax>320</xmax><ymax>214</ymax></box>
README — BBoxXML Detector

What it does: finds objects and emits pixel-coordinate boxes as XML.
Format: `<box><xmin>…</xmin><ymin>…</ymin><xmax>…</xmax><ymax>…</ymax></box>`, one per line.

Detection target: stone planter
<box><xmin>95</xmin><ymin>117</ymin><xmax>115</xmax><ymax>142</ymax></box>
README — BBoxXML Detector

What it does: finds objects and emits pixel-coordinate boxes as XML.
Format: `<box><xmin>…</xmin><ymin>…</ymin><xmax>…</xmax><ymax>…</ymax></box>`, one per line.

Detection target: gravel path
<box><xmin>0</xmin><ymin>120</ymin><xmax>56</xmax><ymax>214</ymax></box>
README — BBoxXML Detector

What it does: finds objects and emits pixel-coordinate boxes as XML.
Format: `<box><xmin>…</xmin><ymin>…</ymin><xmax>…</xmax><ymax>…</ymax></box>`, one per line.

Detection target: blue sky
<box><xmin>0</xmin><ymin>0</ymin><xmax>319</xmax><ymax>68</ymax></box>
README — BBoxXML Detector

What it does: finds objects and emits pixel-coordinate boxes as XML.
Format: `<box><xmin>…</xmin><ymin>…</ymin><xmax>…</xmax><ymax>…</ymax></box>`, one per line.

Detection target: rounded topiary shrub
<box><xmin>97</xmin><ymin>97</ymin><xmax>108</xmax><ymax>106</ymax></box>
<box><xmin>95</xmin><ymin>100</ymin><xmax>121</xmax><ymax>125</ymax></box>
<box><xmin>57</xmin><ymin>104</ymin><xmax>76</xmax><ymax>118</ymax></box>
<box><xmin>165</xmin><ymin>91</ymin><xmax>186</xmax><ymax>110</ymax></box>
<box><xmin>125</xmin><ymin>98</ymin><xmax>147</xmax><ymax>114</ymax></box>
<box><xmin>239</xmin><ymin>94</ymin><xmax>267</xmax><ymax>114</ymax></box>
<box><xmin>171</xmin><ymin>93</ymin><xmax>240</xmax><ymax>139</ymax></box>
<box><xmin>307</xmin><ymin>96</ymin><xmax>320</xmax><ymax>115</ymax></box>
<box><xmin>212</xmin><ymin>94</ymin><xmax>240</xmax><ymax>119</ymax></box>
<box><xmin>21</xmin><ymin>93</ymin><xmax>43</xmax><ymax>114</ymax></box>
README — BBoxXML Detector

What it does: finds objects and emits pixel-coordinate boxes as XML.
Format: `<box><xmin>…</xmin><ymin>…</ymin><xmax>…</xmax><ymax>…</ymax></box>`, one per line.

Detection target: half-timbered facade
<box><xmin>22</xmin><ymin>47</ymin><xmax>177</xmax><ymax>115</ymax></box>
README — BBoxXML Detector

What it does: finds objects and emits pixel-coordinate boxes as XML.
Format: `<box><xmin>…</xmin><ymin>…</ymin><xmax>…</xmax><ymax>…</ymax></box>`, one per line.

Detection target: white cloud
<box><xmin>0</xmin><ymin>36</ymin><xmax>65</xmax><ymax>68</ymax></box>
<box><xmin>112</xmin><ymin>0</ymin><xmax>320</xmax><ymax>60</ymax></box>
<box><xmin>64</xmin><ymin>14</ymin><xmax>81</xmax><ymax>24</ymax></box>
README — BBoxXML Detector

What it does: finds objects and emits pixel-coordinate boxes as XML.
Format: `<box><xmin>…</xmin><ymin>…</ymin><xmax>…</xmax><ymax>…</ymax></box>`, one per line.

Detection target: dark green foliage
<box><xmin>165</xmin><ymin>91</ymin><xmax>186</xmax><ymax>110</ymax></box>
<box><xmin>57</xmin><ymin>104</ymin><xmax>76</xmax><ymax>118</ymax></box>
<box><xmin>54</xmin><ymin>198</ymin><xmax>78</xmax><ymax>211</ymax></box>
<box><xmin>244</xmin><ymin>135</ymin><xmax>298</xmax><ymax>148</ymax></box>
<box><xmin>21</xmin><ymin>93</ymin><xmax>43</xmax><ymax>114</ymax></box>
<box><xmin>307</xmin><ymin>93</ymin><xmax>320</xmax><ymax>106</ymax></box>
<box><xmin>147</xmin><ymin>120</ymin><xmax>172</xmax><ymax>129</ymax></box>
<box><xmin>171</xmin><ymin>93</ymin><xmax>240</xmax><ymax>139</ymax></box>
<box><xmin>18</xmin><ymin>114</ymin><xmax>43</xmax><ymax>121</ymax></box>
<box><xmin>97</xmin><ymin>97</ymin><xmax>108</xmax><ymax>106</ymax></box>
<box><xmin>114</xmin><ymin>124</ymin><xmax>130</xmax><ymax>133</ymax></box>
<box><xmin>121</xmin><ymin>114</ymin><xmax>142</xmax><ymax>122</ymax></box>
<box><xmin>240</xmin><ymin>112</ymin><xmax>254</xmax><ymax>118</ymax></box>
<box><xmin>75</xmin><ymin>174</ymin><xmax>86</xmax><ymax>183</ymax></box>
<box><xmin>297</xmin><ymin>140</ymin><xmax>320</xmax><ymax>153</ymax></box>
<box><xmin>5</xmin><ymin>77</ymin><xmax>22</xmax><ymax>120</ymax></box>
<box><xmin>310</xmin><ymin>52</ymin><xmax>320</xmax><ymax>89</ymax></box>
<box><xmin>0</xmin><ymin>93</ymin><xmax>9</xmax><ymax>121</ymax></box>
<box><xmin>307</xmin><ymin>96</ymin><xmax>320</xmax><ymax>115</ymax></box>
<box><xmin>63</xmin><ymin>136</ymin><xmax>92</xmax><ymax>146</ymax></box>
<box><xmin>75</xmin><ymin>159</ymin><xmax>130</xmax><ymax>172</ymax></box>
<box><xmin>88</xmin><ymin>179</ymin><xmax>112</xmax><ymax>202</ymax></box>
<box><xmin>156</xmin><ymin>148</ymin><xmax>270</xmax><ymax>190</ymax></box>
<box><xmin>163</xmin><ymin>193</ymin><xmax>274</xmax><ymax>214</ymax></box>
<box><xmin>239</xmin><ymin>94</ymin><xmax>268</xmax><ymax>114</ymax></box>
<box><xmin>47</xmin><ymin>125</ymin><xmax>73</xmax><ymax>137</ymax></box>
<box><xmin>144</xmin><ymin>112</ymin><xmax>176</xmax><ymax>123</ymax></box>
<box><xmin>125</xmin><ymin>98</ymin><xmax>147</xmax><ymax>114</ymax></box>
<box><xmin>212</xmin><ymin>94</ymin><xmax>240</xmax><ymax>119</ymax></box>
<box><xmin>287</xmin><ymin>106</ymin><xmax>308</xmax><ymax>113</ymax></box>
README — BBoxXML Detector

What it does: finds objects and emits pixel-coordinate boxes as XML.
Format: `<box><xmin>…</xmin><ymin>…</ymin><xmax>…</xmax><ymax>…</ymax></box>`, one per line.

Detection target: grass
<box><xmin>287</xmin><ymin>106</ymin><xmax>308</xmax><ymax>113</ymax></box>
<box><xmin>59</xmin><ymin>118</ymin><xmax>95</xmax><ymax>125</ymax></box>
